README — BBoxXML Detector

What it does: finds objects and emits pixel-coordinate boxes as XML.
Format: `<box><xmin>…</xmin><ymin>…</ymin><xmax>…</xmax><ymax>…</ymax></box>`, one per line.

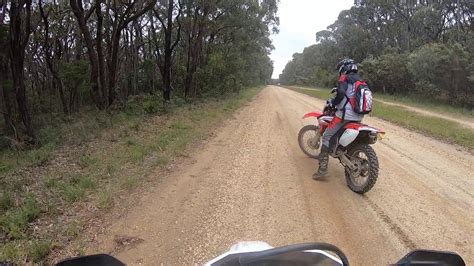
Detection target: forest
<box><xmin>279</xmin><ymin>0</ymin><xmax>473</xmax><ymax>108</ymax></box>
<box><xmin>0</xmin><ymin>0</ymin><xmax>278</xmax><ymax>147</ymax></box>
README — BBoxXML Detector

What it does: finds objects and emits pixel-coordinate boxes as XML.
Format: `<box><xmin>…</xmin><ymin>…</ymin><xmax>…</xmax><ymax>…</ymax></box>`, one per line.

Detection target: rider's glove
<box><xmin>326</xmin><ymin>100</ymin><xmax>334</xmax><ymax>108</ymax></box>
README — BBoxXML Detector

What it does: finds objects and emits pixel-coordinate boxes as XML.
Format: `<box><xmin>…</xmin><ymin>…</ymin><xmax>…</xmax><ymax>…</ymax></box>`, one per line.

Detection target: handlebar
<box><xmin>323</xmin><ymin>101</ymin><xmax>336</xmax><ymax>116</ymax></box>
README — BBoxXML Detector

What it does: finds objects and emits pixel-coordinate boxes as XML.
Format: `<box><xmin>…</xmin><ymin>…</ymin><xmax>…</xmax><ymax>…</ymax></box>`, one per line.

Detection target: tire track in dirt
<box><xmin>284</xmin><ymin>87</ymin><xmax>474</xmax><ymax>257</ymax></box>
<box><xmin>270</xmin><ymin>87</ymin><xmax>473</xmax><ymax>263</ymax></box>
<box><xmin>362</xmin><ymin>196</ymin><xmax>417</xmax><ymax>250</ymax></box>
<box><xmin>379</xmin><ymin>140</ymin><xmax>474</xmax><ymax>199</ymax></box>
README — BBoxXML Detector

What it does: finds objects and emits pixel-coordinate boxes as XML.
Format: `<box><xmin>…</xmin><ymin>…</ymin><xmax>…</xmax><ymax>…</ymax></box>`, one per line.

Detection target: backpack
<box><xmin>348</xmin><ymin>80</ymin><xmax>373</xmax><ymax>114</ymax></box>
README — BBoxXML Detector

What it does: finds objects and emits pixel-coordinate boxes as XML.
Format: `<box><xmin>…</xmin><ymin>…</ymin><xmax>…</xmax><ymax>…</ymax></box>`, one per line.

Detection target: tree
<box><xmin>153</xmin><ymin>0</ymin><xmax>182</xmax><ymax>101</ymax></box>
<box><xmin>39</xmin><ymin>0</ymin><xmax>68</xmax><ymax>114</ymax></box>
<box><xmin>281</xmin><ymin>0</ymin><xmax>473</xmax><ymax>107</ymax></box>
<box><xmin>70</xmin><ymin>0</ymin><xmax>156</xmax><ymax>108</ymax></box>
<box><xmin>9</xmin><ymin>0</ymin><xmax>35</xmax><ymax>142</ymax></box>
<box><xmin>0</xmin><ymin>0</ymin><xmax>15</xmax><ymax>138</ymax></box>
<box><xmin>0</xmin><ymin>0</ymin><xmax>278</xmax><ymax>145</ymax></box>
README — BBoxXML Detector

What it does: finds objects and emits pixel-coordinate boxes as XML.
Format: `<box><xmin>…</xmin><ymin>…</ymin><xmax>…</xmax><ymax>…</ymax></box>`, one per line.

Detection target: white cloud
<box><xmin>270</xmin><ymin>0</ymin><xmax>354</xmax><ymax>79</ymax></box>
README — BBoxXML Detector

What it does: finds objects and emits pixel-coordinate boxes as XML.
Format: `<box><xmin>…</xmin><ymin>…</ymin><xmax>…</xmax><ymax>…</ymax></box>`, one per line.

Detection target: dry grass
<box><xmin>0</xmin><ymin>87</ymin><xmax>261</xmax><ymax>263</ymax></box>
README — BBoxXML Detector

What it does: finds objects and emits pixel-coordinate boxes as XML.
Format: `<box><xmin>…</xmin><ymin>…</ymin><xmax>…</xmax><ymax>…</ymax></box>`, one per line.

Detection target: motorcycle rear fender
<box><xmin>359</xmin><ymin>126</ymin><xmax>385</xmax><ymax>134</ymax></box>
<box><xmin>345</xmin><ymin>123</ymin><xmax>384</xmax><ymax>134</ymax></box>
<box><xmin>302</xmin><ymin>111</ymin><xmax>323</xmax><ymax>119</ymax></box>
<box><xmin>340</xmin><ymin>125</ymin><xmax>385</xmax><ymax>147</ymax></box>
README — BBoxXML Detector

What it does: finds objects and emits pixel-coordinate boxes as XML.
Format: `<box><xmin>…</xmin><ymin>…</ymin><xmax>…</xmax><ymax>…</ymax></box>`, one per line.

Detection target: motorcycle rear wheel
<box><xmin>345</xmin><ymin>144</ymin><xmax>379</xmax><ymax>194</ymax></box>
<box><xmin>298</xmin><ymin>125</ymin><xmax>321</xmax><ymax>159</ymax></box>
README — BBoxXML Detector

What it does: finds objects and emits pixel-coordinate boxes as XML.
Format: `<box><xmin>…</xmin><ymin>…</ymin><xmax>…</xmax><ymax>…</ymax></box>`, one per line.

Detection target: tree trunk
<box><xmin>184</xmin><ymin>6</ymin><xmax>205</xmax><ymax>98</ymax></box>
<box><xmin>0</xmin><ymin>0</ymin><xmax>14</xmax><ymax>135</ymax></box>
<box><xmin>105</xmin><ymin>0</ymin><xmax>157</xmax><ymax>106</ymax></box>
<box><xmin>11</xmin><ymin>53</ymin><xmax>35</xmax><ymax>141</ymax></box>
<box><xmin>107</xmin><ymin>28</ymin><xmax>121</xmax><ymax>106</ymax></box>
<box><xmin>0</xmin><ymin>59</ymin><xmax>15</xmax><ymax>136</ymax></box>
<box><xmin>184</xmin><ymin>27</ymin><xmax>194</xmax><ymax>98</ymax></box>
<box><xmin>162</xmin><ymin>0</ymin><xmax>174</xmax><ymax>102</ymax></box>
<box><xmin>9</xmin><ymin>0</ymin><xmax>35</xmax><ymax>142</ymax></box>
<box><xmin>39</xmin><ymin>0</ymin><xmax>68</xmax><ymax>114</ymax></box>
<box><xmin>96</xmin><ymin>0</ymin><xmax>107</xmax><ymax>105</ymax></box>
<box><xmin>70</xmin><ymin>0</ymin><xmax>105</xmax><ymax>109</ymax></box>
<box><xmin>184</xmin><ymin>50</ymin><xmax>192</xmax><ymax>98</ymax></box>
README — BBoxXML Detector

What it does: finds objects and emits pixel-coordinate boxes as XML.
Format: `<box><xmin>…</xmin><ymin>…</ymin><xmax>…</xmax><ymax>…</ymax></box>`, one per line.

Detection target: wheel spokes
<box><xmin>351</xmin><ymin>152</ymin><xmax>370</xmax><ymax>186</ymax></box>
<box><xmin>302</xmin><ymin>130</ymin><xmax>320</xmax><ymax>155</ymax></box>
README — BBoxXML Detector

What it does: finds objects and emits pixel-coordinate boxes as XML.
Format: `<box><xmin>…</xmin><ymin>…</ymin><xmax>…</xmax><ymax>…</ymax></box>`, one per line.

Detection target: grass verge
<box><xmin>375</xmin><ymin>93</ymin><xmax>473</xmax><ymax>118</ymax></box>
<box><xmin>0</xmin><ymin>87</ymin><xmax>261</xmax><ymax>263</ymax></box>
<box><xmin>286</xmin><ymin>86</ymin><xmax>474</xmax><ymax>149</ymax></box>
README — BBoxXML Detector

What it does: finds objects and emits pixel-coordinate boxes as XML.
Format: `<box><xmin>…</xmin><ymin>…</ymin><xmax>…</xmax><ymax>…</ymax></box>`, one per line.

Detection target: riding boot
<box><xmin>313</xmin><ymin>148</ymin><xmax>329</xmax><ymax>180</ymax></box>
<box><xmin>315</xmin><ymin>145</ymin><xmax>330</xmax><ymax>161</ymax></box>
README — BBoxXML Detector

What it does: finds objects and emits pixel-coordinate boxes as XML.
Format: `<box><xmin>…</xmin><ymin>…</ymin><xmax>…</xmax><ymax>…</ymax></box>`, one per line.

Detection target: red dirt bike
<box><xmin>298</xmin><ymin>92</ymin><xmax>385</xmax><ymax>194</ymax></box>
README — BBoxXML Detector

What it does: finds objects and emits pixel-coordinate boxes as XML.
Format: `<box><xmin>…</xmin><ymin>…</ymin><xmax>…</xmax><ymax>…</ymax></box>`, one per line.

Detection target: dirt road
<box><xmin>375</xmin><ymin>99</ymin><xmax>474</xmax><ymax>130</ymax></box>
<box><xmin>89</xmin><ymin>86</ymin><xmax>473</xmax><ymax>265</ymax></box>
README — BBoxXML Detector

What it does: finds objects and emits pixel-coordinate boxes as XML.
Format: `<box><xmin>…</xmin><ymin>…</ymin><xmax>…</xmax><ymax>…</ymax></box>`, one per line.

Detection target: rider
<box><xmin>313</xmin><ymin>58</ymin><xmax>365</xmax><ymax>180</ymax></box>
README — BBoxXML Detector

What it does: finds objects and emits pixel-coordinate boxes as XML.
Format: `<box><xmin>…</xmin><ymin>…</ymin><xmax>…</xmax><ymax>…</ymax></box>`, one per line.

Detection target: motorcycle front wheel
<box><xmin>345</xmin><ymin>144</ymin><xmax>379</xmax><ymax>194</ymax></box>
<box><xmin>298</xmin><ymin>125</ymin><xmax>321</xmax><ymax>159</ymax></box>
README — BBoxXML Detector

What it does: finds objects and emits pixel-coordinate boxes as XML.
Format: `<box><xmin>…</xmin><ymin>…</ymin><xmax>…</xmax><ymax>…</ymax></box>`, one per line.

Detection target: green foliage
<box><xmin>309</xmin><ymin>68</ymin><xmax>336</xmax><ymax>88</ymax></box>
<box><xmin>28</xmin><ymin>240</ymin><xmax>51</xmax><ymax>262</ymax></box>
<box><xmin>0</xmin><ymin>191</ymin><xmax>13</xmax><ymax>211</ymax></box>
<box><xmin>143</xmin><ymin>94</ymin><xmax>165</xmax><ymax>114</ymax></box>
<box><xmin>0</xmin><ymin>86</ymin><xmax>261</xmax><ymax>263</ymax></box>
<box><xmin>139</xmin><ymin>59</ymin><xmax>160</xmax><ymax>93</ymax></box>
<box><xmin>407</xmin><ymin>43</ymin><xmax>472</xmax><ymax>106</ymax></box>
<box><xmin>44</xmin><ymin>176</ymin><xmax>59</xmax><ymax>189</ymax></box>
<box><xmin>286</xmin><ymin>86</ymin><xmax>332</xmax><ymax>100</ymax></box>
<box><xmin>0</xmin><ymin>239</ymin><xmax>51</xmax><ymax>263</ymax></box>
<box><xmin>1</xmin><ymin>0</ymin><xmax>275</xmax><ymax>260</ymax></box>
<box><xmin>361</xmin><ymin>51</ymin><xmax>412</xmax><ymax>95</ymax></box>
<box><xmin>0</xmin><ymin>242</ymin><xmax>24</xmax><ymax>263</ymax></box>
<box><xmin>372</xmin><ymin>103</ymin><xmax>474</xmax><ymax>148</ymax></box>
<box><xmin>375</xmin><ymin>93</ymin><xmax>473</xmax><ymax>117</ymax></box>
<box><xmin>59</xmin><ymin>60</ymin><xmax>89</xmax><ymax>87</ymax></box>
<box><xmin>0</xmin><ymin>194</ymin><xmax>40</xmax><ymax>239</ymax></box>
<box><xmin>60</xmin><ymin>175</ymin><xmax>96</xmax><ymax>203</ymax></box>
<box><xmin>280</xmin><ymin>0</ymin><xmax>473</xmax><ymax>108</ymax></box>
<box><xmin>26</xmin><ymin>144</ymin><xmax>55</xmax><ymax>166</ymax></box>
<box><xmin>59</xmin><ymin>60</ymin><xmax>90</xmax><ymax>106</ymax></box>
<box><xmin>79</xmin><ymin>154</ymin><xmax>98</xmax><ymax>167</ymax></box>
<box><xmin>98</xmin><ymin>191</ymin><xmax>115</xmax><ymax>210</ymax></box>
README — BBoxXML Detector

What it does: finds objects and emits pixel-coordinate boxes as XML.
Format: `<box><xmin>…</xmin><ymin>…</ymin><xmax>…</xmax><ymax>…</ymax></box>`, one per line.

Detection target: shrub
<box><xmin>361</xmin><ymin>51</ymin><xmax>412</xmax><ymax>95</ymax></box>
<box><xmin>407</xmin><ymin>43</ymin><xmax>471</xmax><ymax>106</ymax></box>
<box><xmin>0</xmin><ymin>194</ymin><xmax>40</xmax><ymax>239</ymax></box>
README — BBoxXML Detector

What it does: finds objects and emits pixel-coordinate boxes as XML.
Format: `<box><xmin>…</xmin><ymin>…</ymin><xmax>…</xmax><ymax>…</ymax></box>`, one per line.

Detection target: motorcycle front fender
<box><xmin>302</xmin><ymin>111</ymin><xmax>322</xmax><ymax>119</ymax></box>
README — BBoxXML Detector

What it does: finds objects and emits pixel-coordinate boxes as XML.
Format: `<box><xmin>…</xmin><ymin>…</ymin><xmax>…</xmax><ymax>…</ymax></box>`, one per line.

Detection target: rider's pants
<box><xmin>321</xmin><ymin>117</ymin><xmax>346</xmax><ymax>149</ymax></box>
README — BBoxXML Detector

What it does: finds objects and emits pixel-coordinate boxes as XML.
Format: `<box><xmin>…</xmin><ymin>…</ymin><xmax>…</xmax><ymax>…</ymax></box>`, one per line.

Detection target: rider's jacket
<box><xmin>332</xmin><ymin>73</ymin><xmax>364</xmax><ymax>122</ymax></box>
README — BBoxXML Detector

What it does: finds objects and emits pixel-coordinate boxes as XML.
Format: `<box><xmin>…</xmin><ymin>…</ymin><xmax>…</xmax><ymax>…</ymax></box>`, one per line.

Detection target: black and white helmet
<box><xmin>336</xmin><ymin>58</ymin><xmax>358</xmax><ymax>75</ymax></box>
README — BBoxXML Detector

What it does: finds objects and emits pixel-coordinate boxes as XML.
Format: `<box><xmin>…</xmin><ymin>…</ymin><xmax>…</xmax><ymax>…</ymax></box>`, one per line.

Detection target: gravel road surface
<box><xmin>89</xmin><ymin>86</ymin><xmax>473</xmax><ymax>265</ymax></box>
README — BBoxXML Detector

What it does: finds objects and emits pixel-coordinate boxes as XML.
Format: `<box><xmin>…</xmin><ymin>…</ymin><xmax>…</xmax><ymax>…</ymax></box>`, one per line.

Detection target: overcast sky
<box><xmin>270</xmin><ymin>0</ymin><xmax>354</xmax><ymax>79</ymax></box>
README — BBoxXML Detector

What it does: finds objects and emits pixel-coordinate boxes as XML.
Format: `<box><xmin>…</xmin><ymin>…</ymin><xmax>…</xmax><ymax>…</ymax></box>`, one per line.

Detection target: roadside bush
<box><xmin>0</xmin><ymin>194</ymin><xmax>40</xmax><ymax>239</ymax></box>
<box><xmin>59</xmin><ymin>60</ymin><xmax>90</xmax><ymax>111</ymax></box>
<box><xmin>361</xmin><ymin>51</ymin><xmax>412</xmax><ymax>95</ymax></box>
<box><xmin>359</xmin><ymin>44</ymin><xmax>473</xmax><ymax>108</ymax></box>
<box><xmin>143</xmin><ymin>94</ymin><xmax>163</xmax><ymax>114</ymax></box>
<box><xmin>309</xmin><ymin>67</ymin><xmax>336</xmax><ymax>88</ymax></box>
<box><xmin>407</xmin><ymin>43</ymin><xmax>471</xmax><ymax>106</ymax></box>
